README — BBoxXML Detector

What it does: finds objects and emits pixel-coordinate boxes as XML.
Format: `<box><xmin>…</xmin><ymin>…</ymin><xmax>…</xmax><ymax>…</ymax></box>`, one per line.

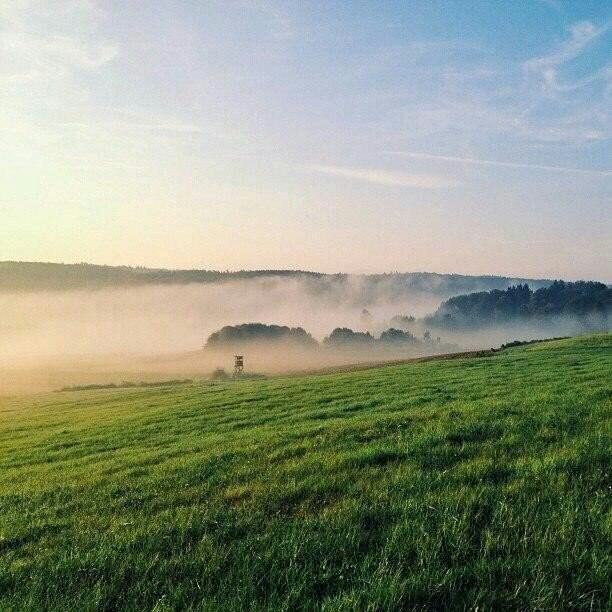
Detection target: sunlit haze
<box><xmin>1</xmin><ymin>1</ymin><xmax>610</xmax><ymax>279</ymax></box>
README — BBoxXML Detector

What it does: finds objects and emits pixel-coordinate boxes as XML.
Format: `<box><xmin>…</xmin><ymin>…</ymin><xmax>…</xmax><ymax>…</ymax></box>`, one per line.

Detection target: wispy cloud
<box><xmin>386</xmin><ymin>151</ymin><xmax>611</xmax><ymax>177</ymax></box>
<box><xmin>367</xmin><ymin>19</ymin><xmax>610</xmax><ymax>147</ymax></box>
<box><xmin>308</xmin><ymin>165</ymin><xmax>459</xmax><ymax>188</ymax></box>
<box><xmin>2</xmin><ymin>33</ymin><xmax>118</xmax><ymax>72</ymax></box>
<box><xmin>524</xmin><ymin>21</ymin><xmax>607</xmax><ymax>71</ymax></box>
<box><xmin>523</xmin><ymin>20</ymin><xmax>610</xmax><ymax>93</ymax></box>
<box><xmin>0</xmin><ymin>0</ymin><xmax>118</xmax><ymax>82</ymax></box>
<box><xmin>59</xmin><ymin>120</ymin><xmax>203</xmax><ymax>134</ymax></box>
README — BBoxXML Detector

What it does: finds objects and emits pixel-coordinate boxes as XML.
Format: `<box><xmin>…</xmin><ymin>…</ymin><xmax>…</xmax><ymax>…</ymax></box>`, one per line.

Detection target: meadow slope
<box><xmin>0</xmin><ymin>335</ymin><xmax>610</xmax><ymax>610</ymax></box>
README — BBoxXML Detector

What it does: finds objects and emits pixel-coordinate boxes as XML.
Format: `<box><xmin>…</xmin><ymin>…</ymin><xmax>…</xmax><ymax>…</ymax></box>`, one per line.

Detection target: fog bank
<box><xmin>0</xmin><ymin>276</ymin><xmax>602</xmax><ymax>393</ymax></box>
<box><xmin>0</xmin><ymin>277</ymin><xmax>447</xmax><ymax>361</ymax></box>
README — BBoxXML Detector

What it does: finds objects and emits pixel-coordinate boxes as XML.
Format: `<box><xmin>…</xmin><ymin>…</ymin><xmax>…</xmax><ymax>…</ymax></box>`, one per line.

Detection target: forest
<box><xmin>0</xmin><ymin>261</ymin><xmax>551</xmax><ymax>298</ymax></box>
<box><xmin>204</xmin><ymin>281</ymin><xmax>611</xmax><ymax>349</ymax></box>
<box><xmin>425</xmin><ymin>281</ymin><xmax>610</xmax><ymax>329</ymax></box>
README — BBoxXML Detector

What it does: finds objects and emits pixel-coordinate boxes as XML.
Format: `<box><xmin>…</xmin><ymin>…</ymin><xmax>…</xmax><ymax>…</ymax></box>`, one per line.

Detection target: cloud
<box><xmin>386</xmin><ymin>151</ymin><xmax>611</xmax><ymax>177</ymax></box>
<box><xmin>308</xmin><ymin>165</ymin><xmax>459</xmax><ymax>188</ymax></box>
<box><xmin>523</xmin><ymin>20</ymin><xmax>610</xmax><ymax>92</ymax></box>
<box><xmin>0</xmin><ymin>0</ymin><xmax>118</xmax><ymax>81</ymax></box>
<box><xmin>369</xmin><ymin>20</ymin><xmax>609</xmax><ymax>147</ymax></box>
<box><xmin>2</xmin><ymin>33</ymin><xmax>118</xmax><ymax>72</ymax></box>
<box><xmin>525</xmin><ymin>21</ymin><xmax>606</xmax><ymax>70</ymax></box>
<box><xmin>548</xmin><ymin>63</ymin><xmax>612</xmax><ymax>93</ymax></box>
<box><xmin>59</xmin><ymin>120</ymin><xmax>204</xmax><ymax>135</ymax></box>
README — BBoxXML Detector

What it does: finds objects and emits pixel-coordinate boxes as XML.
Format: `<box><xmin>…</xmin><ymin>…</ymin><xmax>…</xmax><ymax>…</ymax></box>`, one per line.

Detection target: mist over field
<box><xmin>0</xmin><ymin>274</ymin><xmax>567</xmax><ymax>359</ymax></box>
<box><xmin>0</xmin><ymin>277</ymin><xmax>415</xmax><ymax>392</ymax></box>
<box><xmin>0</xmin><ymin>277</ymin><xmax>432</xmax><ymax>357</ymax></box>
<box><xmin>1</xmin><ymin>272</ymin><xmax>605</xmax><ymax>394</ymax></box>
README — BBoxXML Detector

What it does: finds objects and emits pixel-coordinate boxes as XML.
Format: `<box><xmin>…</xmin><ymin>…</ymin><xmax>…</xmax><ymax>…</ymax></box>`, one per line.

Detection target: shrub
<box><xmin>211</xmin><ymin>368</ymin><xmax>230</xmax><ymax>381</ymax></box>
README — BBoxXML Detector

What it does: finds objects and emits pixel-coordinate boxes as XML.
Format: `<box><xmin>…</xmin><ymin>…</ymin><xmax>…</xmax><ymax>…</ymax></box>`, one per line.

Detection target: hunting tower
<box><xmin>233</xmin><ymin>355</ymin><xmax>244</xmax><ymax>377</ymax></box>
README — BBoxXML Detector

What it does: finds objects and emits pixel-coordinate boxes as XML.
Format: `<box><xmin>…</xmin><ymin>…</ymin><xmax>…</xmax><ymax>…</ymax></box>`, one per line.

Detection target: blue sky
<box><xmin>1</xmin><ymin>1</ymin><xmax>610</xmax><ymax>279</ymax></box>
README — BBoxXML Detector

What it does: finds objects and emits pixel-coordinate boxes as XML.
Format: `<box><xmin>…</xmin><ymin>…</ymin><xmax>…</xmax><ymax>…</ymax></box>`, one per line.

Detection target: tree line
<box><xmin>204</xmin><ymin>281</ymin><xmax>610</xmax><ymax>349</ymax></box>
<box><xmin>425</xmin><ymin>281</ymin><xmax>610</xmax><ymax>329</ymax></box>
<box><xmin>205</xmin><ymin>323</ymin><xmax>445</xmax><ymax>350</ymax></box>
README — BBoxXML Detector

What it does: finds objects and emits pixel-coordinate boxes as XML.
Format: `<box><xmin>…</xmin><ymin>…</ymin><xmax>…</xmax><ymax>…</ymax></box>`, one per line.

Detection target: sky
<box><xmin>1</xmin><ymin>0</ymin><xmax>610</xmax><ymax>280</ymax></box>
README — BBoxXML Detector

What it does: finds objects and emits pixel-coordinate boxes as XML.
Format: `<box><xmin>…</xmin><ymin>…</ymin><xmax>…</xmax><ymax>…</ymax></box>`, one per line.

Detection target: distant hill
<box><xmin>0</xmin><ymin>261</ymin><xmax>552</xmax><ymax>298</ymax></box>
<box><xmin>0</xmin><ymin>261</ymin><xmax>319</xmax><ymax>292</ymax></box>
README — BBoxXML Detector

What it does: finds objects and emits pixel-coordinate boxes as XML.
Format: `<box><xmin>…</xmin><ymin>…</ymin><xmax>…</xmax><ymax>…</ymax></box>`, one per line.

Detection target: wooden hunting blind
<box><xmin>234</xmin><ymin>355</ymin><xmax>244</xmax><ymax>376</ymax></box>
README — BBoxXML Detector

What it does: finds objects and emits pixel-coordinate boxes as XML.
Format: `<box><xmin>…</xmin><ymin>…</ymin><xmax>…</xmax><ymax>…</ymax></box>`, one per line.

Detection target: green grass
<box><xmin>0</xmin><ymin>335</ymin><xmax>610</xmax><ymax>610</ymax></box>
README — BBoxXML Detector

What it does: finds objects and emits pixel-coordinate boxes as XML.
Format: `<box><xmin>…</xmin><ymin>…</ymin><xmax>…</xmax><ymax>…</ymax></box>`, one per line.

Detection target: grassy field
<box><xmin>0</xmin><ymin>335</ymin><xmax>610</xmax><ymax>610</ymax></box>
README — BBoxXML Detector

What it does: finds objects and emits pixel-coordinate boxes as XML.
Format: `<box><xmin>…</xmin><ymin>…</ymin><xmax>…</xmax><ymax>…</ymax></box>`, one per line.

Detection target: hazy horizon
<box><xmin>0</xmin><ymin>259</ymin><xmax>608</xmax><ymax>284</ymax></box>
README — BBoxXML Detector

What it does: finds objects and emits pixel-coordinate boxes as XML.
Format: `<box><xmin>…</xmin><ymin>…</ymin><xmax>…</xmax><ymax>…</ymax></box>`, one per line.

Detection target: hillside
<box><xmin>0</xmin><ymin>261</ymin><xmax>319</xmax><ymax>292</ymax></box>
<box><xmin>426</xmin><ymin>281</ymin><xmax>611</xmax><ymax>331</ymax></box>
<box><xmin>0</xmin><ymin>261</ymin><xmax>552</xmax><ymax>296</ymax></box>
<box><xmin>1</xmin><ymin>335</ymin><xmax>610</xmax><ymax>609</ymax></box>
